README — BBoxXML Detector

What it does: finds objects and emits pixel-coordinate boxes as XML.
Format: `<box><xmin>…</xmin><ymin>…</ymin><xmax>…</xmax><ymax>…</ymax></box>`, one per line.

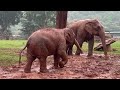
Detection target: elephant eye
<box><xmin>97</xmin><ymin>26</ymin><xmax>100</xmax><ymax>29</ymax></box>
<box><xmin>96</xmin><ymin>26</ymin><xmax>100</xmax><ymax>30</ymax></box>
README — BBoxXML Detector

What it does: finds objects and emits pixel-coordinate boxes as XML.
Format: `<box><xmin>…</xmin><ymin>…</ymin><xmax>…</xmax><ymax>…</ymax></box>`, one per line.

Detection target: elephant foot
<box><xmin>87</xmin><ymin>57</ymin><xmax>95</xmax><ymax>59</ymax></box>
<box><xmin>68</xmin><ymin>54</ymin><xmax>73</xmax><ymax>56</ymax></box>
<box><xmin>50</xmin><ymin>66</ymin><xmax>59</xmax><ymax>69</ymax></box>
<box><xmin>24</xmin><ymin>69</ymin><xmax>31</xmax><ymax>73</ymax></box>
<box><xmin>59</xmin><ymin>61</ymin><xmax>64</xmax><ymax>68</ymax></box>
<box><xmin>104</xmin><ymin>55</ymin><xmax>110</xmax><ymax>60</ymax></box>
<box><xmin>75</xmin><ymin>52</ymin><xmax>80</xmax><ymax>55</ymax></box>
<box><xmin>39</xmin><ymin>69</ymin><xmax>49</xmax><ymax>73</ymax></box>
<box><xmin>87</xmin><ymin>55</ymin><xmax>95</xmax><ymax>59</ymax></box>
<box><xmin>75</xmin><ymin>53</ymin><xmax>80</xmax><ymax>55</ymax></box>
<box><xmin>67</xmin><ymin>50</ymin><xmax>73</xmax><ymax>55</ymax></box>
<box><xmin>68</xmin><ymin>52</ymin><xmax>73</xmax><ymax>56</ymax></box>
<box><xmin>80</xmin><ymin>50</ymin><xmax>83</xmax><ymax>54</ymax></box>
<box><xmin>54</xmin><ymin>66</ymin><xmax>59</xmax><ymax>69</ymax></box>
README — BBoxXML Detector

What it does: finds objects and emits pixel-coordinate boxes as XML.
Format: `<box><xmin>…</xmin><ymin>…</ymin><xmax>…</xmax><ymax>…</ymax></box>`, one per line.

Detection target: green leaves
<box><xmin>0</xmin><ymin>11</ymin><xmax>22</xmax><ymax>39</ymax></box>
<box><xmin>20</xmin><ymin>11</ymin><xmax>56</xmax><ymax>38</ymax></box>
<box><xmin>68</xmin><ymin>11</ymin><xmax>120</xmax><ymax>32</ymax></box>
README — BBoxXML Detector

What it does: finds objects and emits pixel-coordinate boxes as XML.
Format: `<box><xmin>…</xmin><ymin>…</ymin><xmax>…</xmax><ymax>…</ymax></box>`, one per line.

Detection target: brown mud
<box><xmin>0</xmin><ymin>54</ymin><xmax>120</xmax><ymax>79</ymax></box>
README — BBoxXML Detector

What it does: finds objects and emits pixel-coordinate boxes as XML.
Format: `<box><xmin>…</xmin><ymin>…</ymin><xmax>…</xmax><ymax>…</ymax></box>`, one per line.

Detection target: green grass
<box><xmin>73</xmin><ymin>40</ymin><xmax>120</xmax><ymax>55</ymax></box>
<box><xmin>0</xmin><ymin>40</ymin><xmax>120</xmax><ymax>67</ymax></box>
<box><xmin>111</xmin><ymin>40</ymin><xmax>120</xmax><ymax>54</ymax></box>
<box><xmin>0</xmin><ymin>40</ymin><xmax>27</xmax><ymax>67</ymax></box>
<box><xmin>0</xmin><ymin>40</ymin><xmax>26</xmax><ymax>48</ymax></box>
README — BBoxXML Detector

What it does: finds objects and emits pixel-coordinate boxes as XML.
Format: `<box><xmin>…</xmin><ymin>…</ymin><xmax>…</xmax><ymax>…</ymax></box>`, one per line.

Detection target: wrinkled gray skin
<box><xmin>19</xmin><ymin>28</ymin><xmax>82</xmax><ymax>73</ymax></box>
<box><xmin>67</xmin><ymin>19</ymin><xmax>109</xmax><ymax>60</ymax></box>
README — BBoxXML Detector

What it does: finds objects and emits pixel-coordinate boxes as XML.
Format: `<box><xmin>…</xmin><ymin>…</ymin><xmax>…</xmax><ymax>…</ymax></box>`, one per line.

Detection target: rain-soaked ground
<box><xmin>0</xmin><ymin>54</ymin><xmax>120</xmax><ymax>79</ymax></box>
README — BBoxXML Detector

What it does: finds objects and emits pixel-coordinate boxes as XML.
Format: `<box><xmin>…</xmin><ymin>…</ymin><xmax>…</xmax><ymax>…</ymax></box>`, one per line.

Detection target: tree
<box><xmin>56</xmin><ymin>11</ymin><xmax>68</xmax><ymax>29</ymax></box>
<box><xmin>0</xmin><ymin>11</ymin><xmax>22</xmax><ymax>39</ymax></box>
<box><xmin>21</xmin><ymin>11</ymin><xmax>56</xmax><ymax>38</ymax></box>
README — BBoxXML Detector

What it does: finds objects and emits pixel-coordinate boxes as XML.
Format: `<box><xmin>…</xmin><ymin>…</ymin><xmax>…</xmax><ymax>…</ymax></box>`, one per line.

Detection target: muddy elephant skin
<box><xmin>19</xmin><ymin>28</ymin><xmax>82</xmax><ymax>73</ymax></box>
<box><xmin>67</xmin><ymin>19</ymin><xmax>109</xmax><ymax>59</ymax></box>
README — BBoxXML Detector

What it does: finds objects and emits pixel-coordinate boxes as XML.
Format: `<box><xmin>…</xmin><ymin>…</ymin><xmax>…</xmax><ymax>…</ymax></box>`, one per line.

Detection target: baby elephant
<box><xmin>19</xmin><ymin>28</ymin><xmax>82</xmax><ymax>73</ymax></box>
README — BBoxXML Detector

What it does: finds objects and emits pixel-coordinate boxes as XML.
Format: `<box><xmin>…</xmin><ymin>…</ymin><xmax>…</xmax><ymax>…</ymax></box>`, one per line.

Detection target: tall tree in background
<box><xmin>21</xmin><ymin>11</ymin><xmax>56</xmax><ymax>38</ymax></box>
<box><xmin>0</xmin><ymin>11</ymin><xmax>22</xmax><ymax>39</ymax></box>
<box><xmin>56</xmin><ymin>11</ymin><xmax>68</xmax><ymax>29</ymax></box>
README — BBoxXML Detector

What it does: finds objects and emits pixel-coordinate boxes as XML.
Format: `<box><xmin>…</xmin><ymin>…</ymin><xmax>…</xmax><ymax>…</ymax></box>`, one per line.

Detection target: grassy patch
<box><xmin>0</xmin><ymin>40</ymin><xmax>120</xmax><ymax>67</ymax></box>
<box><xmin>73</xmin><ymin>40</ymin><xmax>120</xmax><ymax>55</ymax></box>
<box><xmin>0</xmin><ymin>40</ymin><xmax>26</xmax><ymax>48</ymax></box>
<box><xmin>111</xmin><ymin>40</ymin><xmax>120</xmax><ymax>54</ymax></box>
<box><xmin>0</xmin><ymin>40</ymin><xmax>27</xmax><ymax>67</ymax></box>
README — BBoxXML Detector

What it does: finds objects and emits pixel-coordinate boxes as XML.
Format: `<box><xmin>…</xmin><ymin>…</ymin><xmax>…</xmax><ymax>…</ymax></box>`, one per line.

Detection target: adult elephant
<box><xmin>19</xmin><ymin>28</ymin><xmax>82</xmax><ymax>73</ymax></box>
<box><xmin>67</xmin><ymin>19</ymin><xmax>109</xmax><ymax>59</ymax></box>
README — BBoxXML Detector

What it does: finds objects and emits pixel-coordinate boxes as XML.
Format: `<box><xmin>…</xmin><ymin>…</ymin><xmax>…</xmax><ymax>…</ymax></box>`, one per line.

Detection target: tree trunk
<box><xmin>56</xmin><ymin>11</ymin><xmax>68</xmax><ymax>29</ymax></box>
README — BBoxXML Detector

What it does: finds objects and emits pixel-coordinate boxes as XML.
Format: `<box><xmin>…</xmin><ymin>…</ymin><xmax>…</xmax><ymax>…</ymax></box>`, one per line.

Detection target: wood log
<box><xmin>94</xmin><ymin>39</ymin><xmax>116</xmax><ymax>51</ymax></box>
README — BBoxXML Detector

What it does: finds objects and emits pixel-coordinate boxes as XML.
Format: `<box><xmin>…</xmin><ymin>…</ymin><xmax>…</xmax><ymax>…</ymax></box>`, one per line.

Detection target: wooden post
<box><xmin>56</xmin><ymin>11</ymin><xmax>68</xmax><ymax>29</ymax></box>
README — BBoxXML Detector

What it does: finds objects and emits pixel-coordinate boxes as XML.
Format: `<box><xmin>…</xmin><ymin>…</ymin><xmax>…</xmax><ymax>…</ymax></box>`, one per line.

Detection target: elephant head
<box><xmin>84</xmin><ymin>19</ymin><xmax>108</xmax><ymax>59</ymax></box>
<box><xmin>64</xmin><ymin>28</ymin><xmax>83</xmax><ymax>53</ymax></box>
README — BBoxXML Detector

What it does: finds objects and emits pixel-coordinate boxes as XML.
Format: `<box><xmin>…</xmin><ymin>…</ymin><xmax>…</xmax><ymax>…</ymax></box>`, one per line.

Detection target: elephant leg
<box><xmin>54</xmin><ymin>54</ymin><xmax>60</xmax><ymax>69</ymax></box>
<box><xmin>67</xmin><ymin>44</ymin><xmax>73</xmax><ymax>55</ymax></box>
<box><xmin>24</xmin><ymin>54</ymin><xmax>36</xmax><ymax>73</ymax></box>
<box><xmin>39</xmin><ymin>57</ymin><xmax>48</xmax><ymax>73</ymax></box>
<box><xmin>58</xmin><ymin>51</ymin><xmax>68</xmax><ymax>68</ymax></box>
<box><xmin>66</xmin><ymin>45</ymin><xmax>69</xmax><ymax>54</ymax></box>
<box><xmin>87</xmin><ymin>38</ymin><xmax>94</xmax><ymax>58</ymax></box>
<box><xmin>75</xmin><ymin>36</ymin><xmax>83</xmax><ymax>55</ymax></box>
<box><xmin>75</xmin><ymin>43</ymin><xmax>83</xmax><ymax>55</ymax></box>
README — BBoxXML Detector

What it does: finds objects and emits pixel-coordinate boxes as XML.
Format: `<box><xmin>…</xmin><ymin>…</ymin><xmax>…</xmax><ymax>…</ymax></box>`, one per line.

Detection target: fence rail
<box><xmin>105</xmin><ymin>32</ymin><xmax>120</xmax><ymax>38</ymax></box>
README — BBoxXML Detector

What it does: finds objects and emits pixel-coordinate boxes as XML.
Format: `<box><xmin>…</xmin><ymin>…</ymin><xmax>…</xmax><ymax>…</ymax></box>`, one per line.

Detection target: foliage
<box><xmin>1</xmin><ymin>11</ymin><xmax>120</xmax><ymax>39</ymax></box>
<box><xmin>20</xmin><ymin>11</ymin><xmax>56</xmax><ymax>38</ymax></box>
<box><xmin>68</xmin><ymin>11</ymin><xmax>120</xmax><ymax>32</ymax></box>
<box><xmin>0</xmin><ymin>11</ymin><xmax>22</xmax><ymax>39</ymax></box>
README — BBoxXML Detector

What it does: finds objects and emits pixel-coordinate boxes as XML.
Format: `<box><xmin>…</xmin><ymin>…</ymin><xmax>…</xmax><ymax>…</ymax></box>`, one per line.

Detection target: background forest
<box><xmin>0</xmin><ymin>11</ymin><xmax>120</xmax><ymax>39</ymax></box>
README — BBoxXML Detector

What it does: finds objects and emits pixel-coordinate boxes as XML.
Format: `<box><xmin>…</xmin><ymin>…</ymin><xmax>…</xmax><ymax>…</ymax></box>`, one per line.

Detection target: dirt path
<box><xmin>0</xmin><ymin>54</ymin><xmax>120</xmax><ymax>79</ymax></box>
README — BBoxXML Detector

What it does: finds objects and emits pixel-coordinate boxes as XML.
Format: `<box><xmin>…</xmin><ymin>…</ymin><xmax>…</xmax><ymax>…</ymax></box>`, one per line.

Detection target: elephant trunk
<box><xmin>99</xmin><ymin>29</ymin><xmax>108</xmax><ymax>59</ymax></box>
<box><xmin>74</xmin><ymin>39</ymin><xmax>83</xmax><ymax>54</ymax></box>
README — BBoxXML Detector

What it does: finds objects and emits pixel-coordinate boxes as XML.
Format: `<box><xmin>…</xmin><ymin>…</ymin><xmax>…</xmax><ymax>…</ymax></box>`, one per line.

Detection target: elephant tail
<box><xmin>19</xmin><ymin>43</ymin><xmax>27</xmax><ymax>66</ymax></box>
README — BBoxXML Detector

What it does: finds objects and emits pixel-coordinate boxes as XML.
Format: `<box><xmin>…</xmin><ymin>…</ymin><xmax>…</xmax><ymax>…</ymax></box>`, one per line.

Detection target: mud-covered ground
<box><xmin>0</xmin><ymin>54</ymin><xmax>120</xmax><ymax>79</ymax></box>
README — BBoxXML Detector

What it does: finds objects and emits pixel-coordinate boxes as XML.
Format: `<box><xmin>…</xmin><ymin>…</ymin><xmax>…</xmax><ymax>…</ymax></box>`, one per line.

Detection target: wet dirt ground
<box><xmin>0</xmin><ymin>54</ymin><xmax>120</xmax><ymax>79</ymax></box>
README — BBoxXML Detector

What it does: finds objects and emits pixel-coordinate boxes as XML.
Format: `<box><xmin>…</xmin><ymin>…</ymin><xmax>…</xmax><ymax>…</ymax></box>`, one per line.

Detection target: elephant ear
<box><xmin>84</xmin><ymin>22</ymin><xmax>93</xmax><ymax>35</ymax></box>
<box><xmin>84</xmin><ymin>19</ymin><xmax>99</xmax><ymax>35</ymax></box>
<box><xmin>64</xmin><ymin>28</ymin><xmax>75</xmax><ymax>43</ymax></box>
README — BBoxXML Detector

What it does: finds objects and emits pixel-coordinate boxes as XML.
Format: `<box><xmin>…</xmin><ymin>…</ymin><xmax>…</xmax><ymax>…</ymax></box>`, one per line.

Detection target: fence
<box><xmin>105</xmin><ymin>32</ymin><xmax>120</xmax><ymax>38</ymax></box>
